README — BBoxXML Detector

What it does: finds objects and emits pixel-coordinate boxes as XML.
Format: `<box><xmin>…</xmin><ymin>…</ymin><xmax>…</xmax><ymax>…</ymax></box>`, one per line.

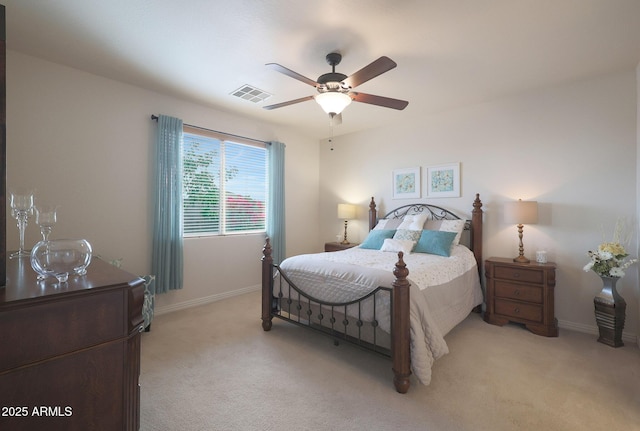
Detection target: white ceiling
<box><xmin>4</xmin><ymin>0</ymin><xmax>640</xmax><ymax>140</ymax></box>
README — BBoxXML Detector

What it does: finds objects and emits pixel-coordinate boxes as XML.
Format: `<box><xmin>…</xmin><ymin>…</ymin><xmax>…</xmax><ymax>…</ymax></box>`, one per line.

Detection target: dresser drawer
<box><xmin>493</xmin><ymin>265</ymin><xmax>543</xmax><ymax>284</ymax></box>
<box><xmin>494</xmin><ymin>299</ymin><xmax>542</xmax><ymax>323</ymax></box>
<box><xmin>494</xmin><ymin>281</ymin><xmax>542</xmax><ymax>303</ymax></box>
<box><xmin>0</xmin><ymin>289</ymin><xmax>124</xmax><ymax>371</ymax></box>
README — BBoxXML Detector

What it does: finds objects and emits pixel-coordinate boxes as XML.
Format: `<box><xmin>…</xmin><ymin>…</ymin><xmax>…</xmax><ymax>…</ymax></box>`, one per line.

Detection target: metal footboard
<box><xmin>271</xmin><ymin>264</ymin><xmax>392</xmax><ymax>357</ymax></box>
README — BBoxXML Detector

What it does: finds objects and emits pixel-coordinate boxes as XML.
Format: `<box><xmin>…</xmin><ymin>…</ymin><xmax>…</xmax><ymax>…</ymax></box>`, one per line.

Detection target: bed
<box><xmin>261</xmin><ymin>194</ymin><xmax>483</xmax><ymax>393</ymax></box>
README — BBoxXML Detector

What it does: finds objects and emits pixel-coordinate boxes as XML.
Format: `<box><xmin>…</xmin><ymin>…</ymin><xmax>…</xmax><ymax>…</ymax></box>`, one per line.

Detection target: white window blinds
<box><xmin>182</xmin><ymin>130</ymin><xmax>267</xmax><ymax>236</ymax></box>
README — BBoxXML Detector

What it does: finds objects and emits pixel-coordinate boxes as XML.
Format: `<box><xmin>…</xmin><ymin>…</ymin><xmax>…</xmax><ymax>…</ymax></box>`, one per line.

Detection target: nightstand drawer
<box><xmin>495</xmin><ymin>281</ymin><xmax>542</xmax><ymax>303</ymax></box>
<box><xmin>493</xmin><ymin>266</ymin><xmax>543</xmax><ymax>284</ymax></box>
<box><xmin>494</xmin><ymin>299</ymin><xmax>542</xmax><ymax>322</ymax></box>
<box><xmin>325</xmin><ymin>242</ymin><xmax>358</xmax><ymax>252</ymax></box>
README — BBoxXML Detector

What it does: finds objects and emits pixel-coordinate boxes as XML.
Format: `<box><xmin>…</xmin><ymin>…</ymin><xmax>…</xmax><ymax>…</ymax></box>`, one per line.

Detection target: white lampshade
<box><xmin>504</xmin><ymin>199</ymin><xmax>538</xmax><ymax>225</ymax></box>
<box><xmin>316</xmin><ymin>92</ymin><xmax>352</xmax><ymax>115</ymax></box>
<box><xmin>337</xmin><ymin>203</ymin><xmax>356</xmax><ymax>220</ymax></box>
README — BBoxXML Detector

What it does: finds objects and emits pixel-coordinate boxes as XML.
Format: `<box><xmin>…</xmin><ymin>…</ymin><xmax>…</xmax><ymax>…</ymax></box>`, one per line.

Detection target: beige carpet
<box><xmin>140</xmin><ymin>291</ymin><xmax>640</xmax><ymax>431</ymax></box>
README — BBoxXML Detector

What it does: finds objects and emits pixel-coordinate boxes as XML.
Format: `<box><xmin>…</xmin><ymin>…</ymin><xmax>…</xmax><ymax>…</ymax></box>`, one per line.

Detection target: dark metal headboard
<box><xmin>377</xmin><ymin>203</ymin><xmax>471</xmax><ymax>231</ymax></box>
<box><xmin>367</xmin><ymin>194</ymin><xmax>484</xmax><ymax>271</ymax></box>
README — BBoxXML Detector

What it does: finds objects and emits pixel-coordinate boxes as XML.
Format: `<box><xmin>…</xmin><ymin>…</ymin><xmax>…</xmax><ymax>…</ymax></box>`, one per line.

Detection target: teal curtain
<box><xmin>152</xmin><ymin>115</ymin><xmax>184</xmax><ymax>293</ymax></box>
<box><xmin>267</xmin><ymin>141</ymin><xmax>286</xmax><ymax>264</ymax></box>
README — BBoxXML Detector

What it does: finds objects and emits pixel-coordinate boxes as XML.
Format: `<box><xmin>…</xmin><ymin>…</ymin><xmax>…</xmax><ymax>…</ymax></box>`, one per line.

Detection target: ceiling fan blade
<box><xmin>350</xmin><ymin>92</ymin><xmax>409</xmax><ymax>110</ymax></box>
<box><xmin>266</xmin><ymin>63</ymin><xmax>317</xmax><ymax>87</ymax></box>
<box><xmin>263</xmin><ymin>95</ymin><xmax>315</xmax><ymax>110</ymax></box>
<box><xmin>343</xmin><ymin>56</ymin><xmax>397</xmax><ymax>88</ymax></box>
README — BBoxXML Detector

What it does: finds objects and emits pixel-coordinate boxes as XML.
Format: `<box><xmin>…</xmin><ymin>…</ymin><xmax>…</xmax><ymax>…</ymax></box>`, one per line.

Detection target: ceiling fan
<box><xmin>263</xmin><ymin>52</ymin><xmax>409</xmax><ymax>121</ymax></box>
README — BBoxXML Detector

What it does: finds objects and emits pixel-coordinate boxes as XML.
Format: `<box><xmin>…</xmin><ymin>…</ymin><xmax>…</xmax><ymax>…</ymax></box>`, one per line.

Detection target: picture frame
<box><xmin>392</xmin><ymin>167</ymin><xmax>421</xmax><ymax>199</ymax></box>
<box><xmin>427</xmin><ymin>163</ymin><xmax>460</xmax><ymax>198</ymax></box>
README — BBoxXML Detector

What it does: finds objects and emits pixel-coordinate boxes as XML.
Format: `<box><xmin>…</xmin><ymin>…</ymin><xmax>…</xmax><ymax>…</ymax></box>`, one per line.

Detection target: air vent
<box><xmin>231</xmin><ymin>85</ymin><xmax>272</xmax><ymax>103</ymax></box>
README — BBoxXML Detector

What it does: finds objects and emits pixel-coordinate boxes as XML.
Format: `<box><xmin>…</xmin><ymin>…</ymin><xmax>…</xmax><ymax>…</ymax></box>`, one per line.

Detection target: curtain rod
<box><xmin>150</xmin><ymin>115</ymin><xmax>270</xmax><ymax>145</ymax></box>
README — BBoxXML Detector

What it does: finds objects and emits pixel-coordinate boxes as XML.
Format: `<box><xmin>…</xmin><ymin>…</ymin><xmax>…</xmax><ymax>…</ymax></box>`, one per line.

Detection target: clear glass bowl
<box><xmin>30</xmin><ymin>239</ymin><xmax>93</xmax><ymax>283</ymax></box>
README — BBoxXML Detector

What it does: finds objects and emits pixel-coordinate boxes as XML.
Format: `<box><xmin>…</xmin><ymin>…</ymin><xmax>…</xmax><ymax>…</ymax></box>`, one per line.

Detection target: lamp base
<box><xmin>341</xmin><ymin>219</ymin><xmax>350</xmax><ymax>245</ymax></box>
<box><xmin>513</xmin><ymin>224</ymin><xmax>530</xmax><ymax>263</ymax></box>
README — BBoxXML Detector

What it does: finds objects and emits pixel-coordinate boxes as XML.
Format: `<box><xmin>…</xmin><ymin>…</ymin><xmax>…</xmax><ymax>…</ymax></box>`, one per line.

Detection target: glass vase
<box><xmin>30</xmin><ymin>239</ymin><xmax>93</xmax><ymax>283</ymax></box>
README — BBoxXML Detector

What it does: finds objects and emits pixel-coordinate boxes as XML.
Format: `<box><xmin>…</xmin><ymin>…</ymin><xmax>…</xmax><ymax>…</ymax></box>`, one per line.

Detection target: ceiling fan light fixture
<box><xmin>315</xmin><ymin>91</ymin><xmax>352</xmax><ymax>115</ymax></box>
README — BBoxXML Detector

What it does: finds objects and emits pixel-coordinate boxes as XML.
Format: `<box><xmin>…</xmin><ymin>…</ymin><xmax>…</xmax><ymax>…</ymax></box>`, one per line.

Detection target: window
<box><xmin>182</xmin><ymin>127</ymin><xmax>267</xmax><ymax>236</ymax></box>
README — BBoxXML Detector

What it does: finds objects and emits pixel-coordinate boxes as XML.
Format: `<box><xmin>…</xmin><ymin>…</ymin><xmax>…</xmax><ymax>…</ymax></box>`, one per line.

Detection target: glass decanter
<box><xmin>30</xmin><ymin>239</ymin><xmax>93</xmax><ymax>283</ymax></box>
<box><xmin>9</xmin><ymin>190</ymin><xmax>34</xmax><ymax>259</ymax></box>
<box><xmin>35</xmin><ymin>205</ymin><xmax>58</xmax><ymax>241</ymax></box>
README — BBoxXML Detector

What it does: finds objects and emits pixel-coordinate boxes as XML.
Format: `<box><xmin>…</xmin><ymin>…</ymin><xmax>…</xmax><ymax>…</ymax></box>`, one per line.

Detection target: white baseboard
<box><xmin>154</xmin><ymin>284</ymin><xmax>261</xmax><ymax>316</ymax></box>
<box><xmin>558</xmin><ymin>319</ymin><xmax>638</xmax><ymax>346</ymax></box>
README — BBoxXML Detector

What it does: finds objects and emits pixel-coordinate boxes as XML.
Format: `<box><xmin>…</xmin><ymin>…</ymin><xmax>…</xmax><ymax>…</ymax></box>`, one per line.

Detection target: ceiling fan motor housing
<box><xmin>317</xmin><ymin>73</ymin><xmax>349</xmax><ymax>91</ymax></box>
<box><xmin>317</xmin><ymin>52</ymin><xmax>350</xmax><ymax>93</ymax></box>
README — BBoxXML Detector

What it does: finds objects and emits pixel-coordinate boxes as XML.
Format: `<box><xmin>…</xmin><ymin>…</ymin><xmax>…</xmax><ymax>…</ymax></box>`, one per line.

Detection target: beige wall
<box><xmin>320</xmin><ymin>70</ymin><xmax>639</xmax><ymax>341</ymax></box>
<box><xmin>5</xmin><ymin>50</ymin><xmax>320</xmax><ymax>313</ymax></box>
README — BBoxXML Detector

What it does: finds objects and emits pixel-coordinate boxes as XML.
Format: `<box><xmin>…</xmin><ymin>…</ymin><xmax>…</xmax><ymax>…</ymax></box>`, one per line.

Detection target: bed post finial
<box><xmin>262</xmin><ymin>237</ymin><xmax>274</xmax><ymax>331</ymax></box>
<box><xmin>391</xmin><ymin>251</ymin><xmax>411</xmax><ymax>393</ymax></box>
<box><xmin>263</xmin><ymin>237</ymin><xmax>272</xmax><ymax>259</ymax></box>
<box><xmin>473</xmin><ymin>193</ymin><xmax>482</xmax><ymax>213</ymax></box>
<box><xmin>369</xmin><ymin>197</ymin><xmax>377</xmax><ymax>231</ymax></box>
<box><xmin>393</xmin><ymin>251</ymin><xmax>408</xmax><ymax>281</ymax></box>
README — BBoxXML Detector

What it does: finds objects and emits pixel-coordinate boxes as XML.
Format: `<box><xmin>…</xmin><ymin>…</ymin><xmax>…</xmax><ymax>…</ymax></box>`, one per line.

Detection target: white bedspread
<box><xmin>278</xmin><ymin>245</ymin><xmax>482</xmax><ymax>385</ymax></box>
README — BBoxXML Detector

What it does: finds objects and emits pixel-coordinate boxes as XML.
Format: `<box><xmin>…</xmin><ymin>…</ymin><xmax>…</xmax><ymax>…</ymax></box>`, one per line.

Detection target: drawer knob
<box><xmin>513</xmin><ymin>272</ymin><xmax>520</xmax><ymax>278</ymax></box>
<box><xmin>514</xmin><ymin>308</ymin><xmax>520</xmax><ymax>314</ymax></box>
<box><xmin>514</xmin><ymin>290</ymin><xmax>521</xmax><ymax>296</ymax></box>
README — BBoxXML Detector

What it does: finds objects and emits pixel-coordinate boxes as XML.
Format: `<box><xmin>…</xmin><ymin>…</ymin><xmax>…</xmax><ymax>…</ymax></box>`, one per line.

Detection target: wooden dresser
<box><xmin>0</xmin><ymin>257</ymin><xmax>145</xmax><ymax>431</ymax></box>
<box><xmin>484</xmin><ymin>257</ymin><xmax>558</xmax><ymax>337</ymax></box>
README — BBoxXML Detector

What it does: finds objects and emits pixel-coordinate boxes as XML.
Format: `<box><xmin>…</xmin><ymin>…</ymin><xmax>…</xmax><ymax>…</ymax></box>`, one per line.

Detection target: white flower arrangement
<box><xmin>584</xmin><ymin>219</ymin><xmax>637</xmax><ymax>278</ymax></box>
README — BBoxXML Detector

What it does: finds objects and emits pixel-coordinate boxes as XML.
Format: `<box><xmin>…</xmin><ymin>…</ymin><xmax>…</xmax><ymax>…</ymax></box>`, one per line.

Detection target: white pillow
<box><xmin>439</xmin><ymin>219</ymin><xmax>465</xmax><ymax>245</ymax></box>
<box><xmin>397</xmin><ymin>214</ymin><xmax>428</xmax><ymax>231</ymax></box>
<box><xmin>380</xmin><ymin>238</ymin><xmax>415</xmax><ymax>254</ymax></box>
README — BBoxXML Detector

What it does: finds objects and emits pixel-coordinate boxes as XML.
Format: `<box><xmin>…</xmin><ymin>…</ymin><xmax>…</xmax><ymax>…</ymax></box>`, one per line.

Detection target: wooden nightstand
<box><xmin>484</xmin><ymin>257</ymin><xmax>558</xmax><ymax>337</ymax></box>
<box><xmin>324</xmin><ymin>242</ymin><xmax>359</xmax><ymax>252</ymax></box>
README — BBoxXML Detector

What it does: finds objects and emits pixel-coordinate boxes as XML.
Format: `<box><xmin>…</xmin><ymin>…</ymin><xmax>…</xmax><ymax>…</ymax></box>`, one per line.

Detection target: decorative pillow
<box><xmin>424</xmin><ymin>219</ymin><xmax>465</xmax><ymax>245</ymax></box>
<box><xmin>380</xmin><ymin>238</ymin><xmax>415</xmax><ymax>254</ymax></box>
<box><xmin>414</xmin><ymin>230</ymin><xmax>458</xmax><ymax>256</ymax></box>
<box><xmin>397</xmin><ymin>213</ymin><xmax>429</xmax><ymax>230</ymax></box>
<box><xmin>360</xmin><ymin>229</ymin><xmax>396</xmax><ymax>250</ymax></box>
<box><xmin>373</xmin><ymin>219</ymin><xmax>403</xmax><ymax>230</ymax></box>
<box><xmin>441</xmin><ymin>220</ymin><xmax>465</xmax><ymax>245</ymax></box>
<box><xmin>393</xmin><ymin>229</ymin><xmax>422</xmax><ymax>242</ymax></box>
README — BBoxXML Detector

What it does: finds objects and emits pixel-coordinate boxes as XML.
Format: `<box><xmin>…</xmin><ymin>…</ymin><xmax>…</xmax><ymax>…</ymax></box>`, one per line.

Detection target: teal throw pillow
<box><xmin>360</xmin><ymin>229</ymin><xmax>396</xmax><ymax>250</ymax></box>
<box><xmin>414</xmin><ymin>230</ymin><xmax>457</xmax><ymax>256</ymax></box>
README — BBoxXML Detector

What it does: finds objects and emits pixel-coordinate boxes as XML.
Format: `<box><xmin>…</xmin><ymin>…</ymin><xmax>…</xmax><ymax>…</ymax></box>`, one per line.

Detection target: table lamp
<box><xmin>337</xmin><ymin>203</ymin><xmax>356</xmax><ymax>244</ymax></box>
<box><xmin>504</xmin><ymin>199</ymin><xmax>538</xmax><ymax>263</ymax></box>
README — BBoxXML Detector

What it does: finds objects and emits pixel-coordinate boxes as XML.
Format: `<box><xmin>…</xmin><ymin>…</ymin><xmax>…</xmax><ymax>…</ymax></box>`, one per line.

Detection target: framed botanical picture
<box><xmin>427</xmin><ymin>163</ymin><xmax>460</xmax><ymax>198</ymax></box>
<box><xmin>392</xmin><ymin>167</ymin><xmax>421</xmax><ymax>199</ymax></box>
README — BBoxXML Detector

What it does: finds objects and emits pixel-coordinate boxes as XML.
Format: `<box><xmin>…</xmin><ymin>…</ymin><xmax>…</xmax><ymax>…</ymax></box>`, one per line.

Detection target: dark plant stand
<box><xmin>594</xmin><ymin>276</ymin><xmax>625</xmax><ymax>347</ymax></box>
